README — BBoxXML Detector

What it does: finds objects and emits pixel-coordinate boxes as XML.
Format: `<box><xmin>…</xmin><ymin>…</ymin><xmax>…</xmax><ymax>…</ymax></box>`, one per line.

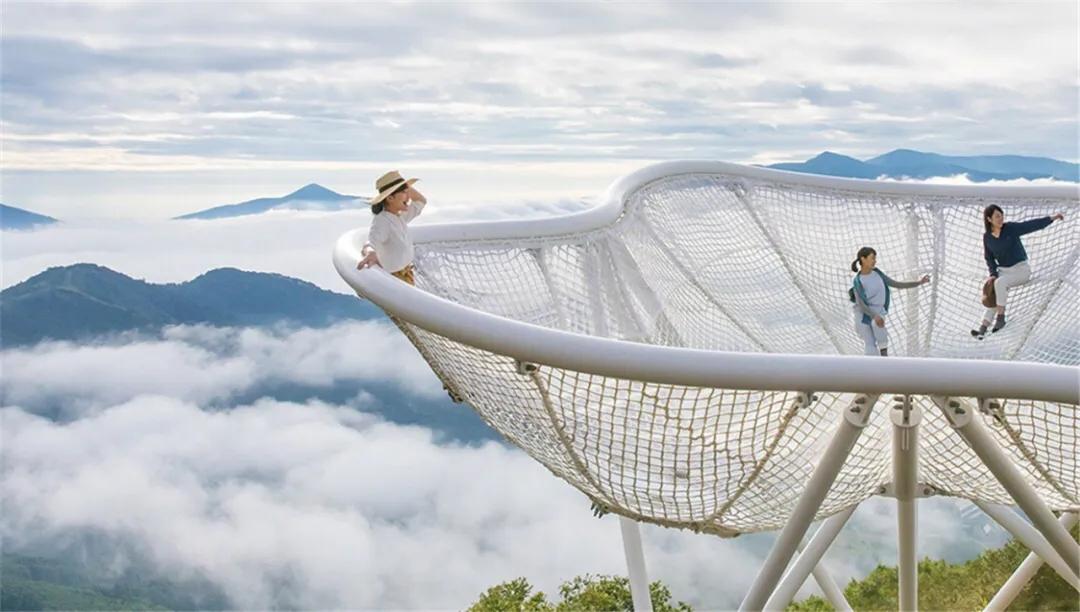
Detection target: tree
<box><xmin>469</xmin><ymin>575</ymin><xmax>692</xmax><ymax>612</ymax></box>
<box><xmin>469</xmin><ymin>577</ymin><xmax>553</xmax><ymax>612</ymax></box>
<box><xmin>788</xmin><ymin>521</ymin><xmax>1080</xmax><ymax>611</ymax></box>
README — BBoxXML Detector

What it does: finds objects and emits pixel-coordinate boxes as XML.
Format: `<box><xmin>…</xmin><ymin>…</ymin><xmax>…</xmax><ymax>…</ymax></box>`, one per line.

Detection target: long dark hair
<box><xmin>370</xmin><ymin>184</ymin><xmax>409</xmax><ymax>215</ymax></box>
<box><xmin>983</xmin><ymin>204</ymin><xmax>1003</xmax><ymax>234</ymax></box>
<box><xmin>851</xmin><ymin>246</ymin><xmax>876</xmax><ymax>272</ymax></box>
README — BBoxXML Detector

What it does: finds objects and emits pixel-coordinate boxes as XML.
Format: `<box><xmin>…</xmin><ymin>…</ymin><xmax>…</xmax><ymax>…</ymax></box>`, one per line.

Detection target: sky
<box><xmin>1</xmin><ymin>1</ymin><xmax>1078</xmax><ymax>219</ymax></box>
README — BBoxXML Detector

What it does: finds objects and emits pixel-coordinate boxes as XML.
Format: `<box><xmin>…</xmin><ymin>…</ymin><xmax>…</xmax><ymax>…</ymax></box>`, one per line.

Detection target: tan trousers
<box><xmin>391</xmin><ymin>264</ymin><xmax>415</xmax><ymax>285</ymax></box>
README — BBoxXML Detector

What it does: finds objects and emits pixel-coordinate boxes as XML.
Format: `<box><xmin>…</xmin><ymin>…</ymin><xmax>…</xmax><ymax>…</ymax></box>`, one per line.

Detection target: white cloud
<box><xmin>0</xmin><ymin>396</ymin><xmax>1009</xmax><ymax>610</ymax></box>
<box><xmin>0</xmin><ymin>194</ymin><xmax>594</xmax><ymax>289</ymax></box>
<box><xmin>1</xmin><ymin>3</ymin><xmax>1075</xmax><ymax>218</ymax></box>
<box><xmin>0</xmin><ymin>321</ymin><xmax>443</xmax><ymax>416</ymax></box>
<box><xmin>878</xmin><ymin>174</ymin><xmax>1076</xmax><ymax>187</ymax></box>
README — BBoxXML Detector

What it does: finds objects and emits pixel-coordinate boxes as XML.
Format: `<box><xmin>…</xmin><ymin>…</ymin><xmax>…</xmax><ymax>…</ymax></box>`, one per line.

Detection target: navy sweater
<box><xmin>984</xmin><ymin>216</ymin><xmax>1053</xmax><ymax>277</ymax></box>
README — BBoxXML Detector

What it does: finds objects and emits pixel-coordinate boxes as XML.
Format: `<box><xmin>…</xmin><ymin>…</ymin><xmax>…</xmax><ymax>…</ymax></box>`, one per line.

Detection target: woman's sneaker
<box><xmin>991</xmin><ymin>315</ymin><xmax>1007</xmax><ymax>333</ymax></box>
<box><xmin>970</xmin><ymin>324</ymin><xmax>988</xmax><ymax>340</ymax></box>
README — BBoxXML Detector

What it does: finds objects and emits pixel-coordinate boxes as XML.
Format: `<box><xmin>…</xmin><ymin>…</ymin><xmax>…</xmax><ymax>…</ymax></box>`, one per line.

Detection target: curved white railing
<box><xmin>333</xmin><ymin>161</ymin><xmax>1078</xmax><ymax>404</ymax></box>
<box><xmin>405</xmin><ymin>160</ymin><xmax>1078</xmax><ymax>244</ymax></box>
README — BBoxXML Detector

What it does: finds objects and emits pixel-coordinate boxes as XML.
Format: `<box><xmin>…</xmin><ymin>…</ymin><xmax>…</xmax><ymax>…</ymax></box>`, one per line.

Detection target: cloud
<box><xmin>1</xmin><ymin>2</ymin><xmax>1075</xmax><ymax>218</ymax></box>
<box><xmin>0</xmin><ymin>196</ymin><xmax>595</xmax><ymax>289</ymax></box>
<box><xmin>0</xmin><ymin>321</ymin><xmax>443</xmax><ymax>418</ymax></box>
<box><xmin>878</xmin><ymin>174</ymin><xmax>1075</xmax><ymax>187</ymax></box>
<box><xmin>0</xmin><ymin>395</ymin><xmax>1010</xmax><ymax>610</ymax></box>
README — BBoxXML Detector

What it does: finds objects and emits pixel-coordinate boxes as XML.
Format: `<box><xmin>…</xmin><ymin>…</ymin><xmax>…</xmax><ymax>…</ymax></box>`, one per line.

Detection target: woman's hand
<box><xmin>357</xmin><ymin>250</ymin><xmax>380</xmax><ymax>270</ymax></box>
<box><xmin>874</xmin><ymin>315</ymin><xmax>885</xmax><ymax>328</ymax></box>
<box><xmin>1051</xmin><ymin>212</ymin><xmax>1065</xmax><ymax>222</ymax></box>
<box><xmin>406</xmin><ymin>186</ymin><xmax>426</xmax><ymax>204</ymax></box>
<box><xmin>919</xmin><ymin>274</ymin><xmax>931</xmax><ymax>285</ymax></box>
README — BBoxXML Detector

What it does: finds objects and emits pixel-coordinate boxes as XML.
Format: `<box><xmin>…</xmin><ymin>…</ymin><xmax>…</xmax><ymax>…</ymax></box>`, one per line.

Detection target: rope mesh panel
<box><xmin>400</xmin><ymin>171</ymin><xmax>1078</xmax><ymax>533</ymax></box>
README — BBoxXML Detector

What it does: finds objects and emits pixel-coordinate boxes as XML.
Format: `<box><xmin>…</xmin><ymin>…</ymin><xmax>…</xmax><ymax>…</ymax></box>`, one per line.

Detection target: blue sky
<box><xmin>1</xmin><ymin>1</ymin><xmax>1077</xmax><ymax>218</ymax></box>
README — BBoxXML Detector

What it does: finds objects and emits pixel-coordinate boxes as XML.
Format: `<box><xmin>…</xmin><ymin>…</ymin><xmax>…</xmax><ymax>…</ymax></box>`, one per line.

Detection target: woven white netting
<box><xmin>393</xmin><ymin>170</ymin><xmax>1079</xmax><ymax>534</ymax></box>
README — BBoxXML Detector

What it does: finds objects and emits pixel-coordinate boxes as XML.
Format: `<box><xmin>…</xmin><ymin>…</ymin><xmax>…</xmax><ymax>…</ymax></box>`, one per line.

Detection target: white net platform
<box><xmin>339</xmin><ymin>162</ymin><xmax>1079</xmax><ymax>535</ymax></box>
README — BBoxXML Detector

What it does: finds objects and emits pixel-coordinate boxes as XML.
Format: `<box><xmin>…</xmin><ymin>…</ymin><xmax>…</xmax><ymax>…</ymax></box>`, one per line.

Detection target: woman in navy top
<box><xmin>971</xmin><ymin>204</ymin><xmax>1065</xmax><ymax>339</ymax></box>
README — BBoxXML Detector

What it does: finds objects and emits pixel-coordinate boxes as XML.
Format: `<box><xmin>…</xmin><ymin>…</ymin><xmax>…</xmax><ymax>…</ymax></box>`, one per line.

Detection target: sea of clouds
<box><xmin>1</xmin><ymin>189</ymin><xmax>1033</xmax><ymax>608</ymax></box>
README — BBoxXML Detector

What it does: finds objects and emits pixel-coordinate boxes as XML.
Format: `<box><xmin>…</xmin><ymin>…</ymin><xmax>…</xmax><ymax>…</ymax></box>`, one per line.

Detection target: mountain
<box><xmin>0</xmin><ymin>264</ymin><xmax>385</xmax><ymax>347</ymax></box>
<box><xmin>769</xmin><ymin>152</ymin><xmax>883</xmax><ymax>179</ymax></box>
<box><xmin>175</xmin><ymin>183</ymin><xmax>365</xmax><ymax>220</ymax></box>
<box><xmin>769</xmin><ymin>149</ymin><xmax>1079</xmax><ymax>182</ymax></box>
<box><xmin>0</xmin><ymin>264</ymin><xmax>502</xmax><ymax>444</ymax></box>
<box><xmin>1</xmin><ymin>203</ymin><xmax>58</xmax><ymax>230</ymax></box>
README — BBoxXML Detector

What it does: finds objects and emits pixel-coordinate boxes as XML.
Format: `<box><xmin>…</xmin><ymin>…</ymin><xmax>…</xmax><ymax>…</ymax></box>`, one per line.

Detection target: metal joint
<box><xmin>933</xmin><ymin>395</ymin><xmax>971</xmax><ymax>428</ymax></box>
<box><xmin>978</xmin><ymin>397</ymin><xmax>1007</xmax><ymax>426</ymax></box>
<box><xmin>515</xmin><ymin>360</ymin><xmax>539</xmax><ymax>375</ymax></box>
<box><xmin>794</xmin><ymin>391</ymin><xmax>819</xmax><ymax>409</ymax></box>
<box><xmin>877</xmin><ymin>482</ymin><xmax>937</xmax><ymax>498</ymax></box>
<box><xmin>890</xmin><ymin>395</ymin><xmax>922</xmax><ymax>428</ymax></box>
<box><xmin>845</xmin><ymin>394</ymin><xmax>875</xmax><ymax>427</ymax></box>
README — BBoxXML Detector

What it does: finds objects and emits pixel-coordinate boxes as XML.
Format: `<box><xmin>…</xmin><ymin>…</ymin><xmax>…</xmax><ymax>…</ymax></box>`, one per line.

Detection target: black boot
<box><xmin>970</xmin><ymin>323</ymin><xmax>988</xmax><ymax>340</ymax></box>
<box><xmin>879</xmin><ymin>348</ymin><xmax>888</xmax><ymax>356</ymax></box>
<box><xmin>992</xmin><ymin>314</ymin><xmax>1007</xmax><ymax>333</ymax></box>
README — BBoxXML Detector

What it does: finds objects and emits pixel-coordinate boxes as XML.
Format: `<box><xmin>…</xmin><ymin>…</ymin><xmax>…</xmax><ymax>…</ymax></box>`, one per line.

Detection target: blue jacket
<box><xmin>852</xmin><ymin>269</ymin><xmax>921</xmax><ymax>325</ymax></box>
<box><xmin>984</xmin><ymin>217</ymin><xmax>1052</xmax><ymax>277</ymax></box>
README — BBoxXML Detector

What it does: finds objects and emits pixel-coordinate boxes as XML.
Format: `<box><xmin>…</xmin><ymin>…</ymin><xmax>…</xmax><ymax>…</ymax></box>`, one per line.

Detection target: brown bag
<box><xmin>981</xmin><ymin>277</ymin><xmax>997</xmax><ymax>308</ymax></box>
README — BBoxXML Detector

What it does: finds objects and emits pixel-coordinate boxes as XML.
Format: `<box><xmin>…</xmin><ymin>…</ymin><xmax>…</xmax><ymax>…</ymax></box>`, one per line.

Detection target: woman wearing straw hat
<box><xmin>357</xmin><ymin>170</ymin><xmax>426</xmax><ymax>285</ymax></box>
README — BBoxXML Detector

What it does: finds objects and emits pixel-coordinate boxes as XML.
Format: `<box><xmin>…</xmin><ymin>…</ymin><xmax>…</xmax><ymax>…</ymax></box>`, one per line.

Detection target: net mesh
<box><xmin>397</xmin><ymin>171</ymin><xmax>1078</xmax><ymax>534</ymax></box>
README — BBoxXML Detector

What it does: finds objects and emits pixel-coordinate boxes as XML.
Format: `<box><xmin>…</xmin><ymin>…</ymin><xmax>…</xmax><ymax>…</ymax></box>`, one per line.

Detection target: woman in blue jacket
<box><xmin>971</xmin><ymin>205</ymin><xmax>1065</xmax><ymax>339</ymax></box>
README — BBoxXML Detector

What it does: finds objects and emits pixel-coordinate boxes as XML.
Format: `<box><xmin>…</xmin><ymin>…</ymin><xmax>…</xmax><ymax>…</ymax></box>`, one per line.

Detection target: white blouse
<box><xmin>366</xmin><ymin>200</ymin><xmax>426</xmax><ymax>273</ymax></box>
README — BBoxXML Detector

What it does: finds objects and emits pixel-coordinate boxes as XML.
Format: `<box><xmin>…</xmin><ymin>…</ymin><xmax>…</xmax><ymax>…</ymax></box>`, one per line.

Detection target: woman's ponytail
<box><xmin>852</xmin><ymin>246</ymin><xmax>876</xmax><ymax>272</ymax></box>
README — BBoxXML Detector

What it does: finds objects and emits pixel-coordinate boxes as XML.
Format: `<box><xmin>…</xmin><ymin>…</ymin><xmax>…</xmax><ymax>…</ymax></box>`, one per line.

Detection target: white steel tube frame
<box><xmin>763</xmin><ymin>505</ymin><xmax>857</xmax><ymax>611</ymax></box>
<box><xmin>932</xmin><ymin>397</ymin><xmax>1080</xmax><ymax>577</ymax></box>
<box><xmin>619</xmin><ymin>517</ymin><xmax>653</xmax><ymax>612</ymax></box>
<box><xmin>892</xmin><ymin>397</ymin><xmax>921</xmax><ymax>611</ymax></box>
<box><xmin>807</xmin><ymin>548</ymin><xmax>853</xmax><ymax>612</ymax></box>
<box><xmin>332</xmin><ymin>161</ymin><xmax>1080</xmax><ymax>611</ymax></box>
<box><xmin>984</xmin><ymin>513</ymin><xmax>1080</xmax><ymax>611</ymax></box>
<box><xmin>334</xmin><ymin>162</ymin><xmax>1079</xmax><ymax>405</ymax></box>
<box><xmin>974</xmin><ymin>502</ymin><xmax>1080</xmax><ymax>588</ymax></box>
<box><xmin>738</xmin><ymin>394</ymin><xmax>878</xmax><ymax>612</ymax></box>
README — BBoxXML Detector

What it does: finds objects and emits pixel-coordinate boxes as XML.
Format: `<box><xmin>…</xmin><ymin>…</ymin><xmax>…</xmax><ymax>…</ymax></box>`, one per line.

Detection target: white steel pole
<box><xmin>974</xmin><ymin>502</ymin><xmax>1080</xmax><ymax>587</ymax></box>
<box><xmin>892</xmin><ymin>396</ymin><xmax>921</xmax><ymax>611</ymax></box>
<box><xmin>619</xmin><ymin>516</ymin><xmax>654</xmax><ymax>612</ymax></box>
<box><xmin>763</xmin><ymin>505</ymin><xmax>857</xmax><ymax>611</ymax></box>
<box><xmin>739</xmin><ymin>395</ymin><xmax>878</xmax><ymax>612</ymax></box>
<box><xmin>984</xmin><ymin>513</ymin><xmax>1079</xmax><ymax>612</ymax></box>
<box><xmin>810</xmin><ymin>555</ymin><xmax>853</xmax><ymax>612</ymax></box>
<box><xmin>932</xmin><ymin>396</ymin><xmax>1080</xmax><ymax>577</ymax></box>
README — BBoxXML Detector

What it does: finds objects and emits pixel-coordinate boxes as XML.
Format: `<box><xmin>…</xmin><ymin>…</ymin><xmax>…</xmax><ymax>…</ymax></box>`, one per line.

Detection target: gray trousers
<box><xmin>984</xmin><ymin>261</ymin><xmax>1031</xmax><ymax>320</ymax></box>
<box><xmin>855</xmin><ymin>316</ymin><xmax>888</xmax><ymax>355</ymax></box>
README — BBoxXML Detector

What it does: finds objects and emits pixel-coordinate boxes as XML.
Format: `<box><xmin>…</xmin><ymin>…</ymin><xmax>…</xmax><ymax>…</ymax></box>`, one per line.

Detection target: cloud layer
<box><xmin>0</xmin><ymin>197</ymin><xmax>592</xmax><ymax>289</ymax></box>
<box><xmin>0</xmin><ymin>321</ymin><xmax>444</xmax><ymax>418</ymax></box>
<box><xmin>2</xmin><ymin>394</ymin><xmax>1009</xmax><ymax>610</ymax></box>
<box><xmin>2</xmin><ymin>2</ymin><xmax>1075</xmax><ymax>218</ymax></box>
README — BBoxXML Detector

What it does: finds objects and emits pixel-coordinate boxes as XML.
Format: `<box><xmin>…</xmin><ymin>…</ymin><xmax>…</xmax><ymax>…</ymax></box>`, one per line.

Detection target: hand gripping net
<box><xmin>335</xmin><ymin>161</ymin><xmax>1079</xmax><ymax>535</ymax></box>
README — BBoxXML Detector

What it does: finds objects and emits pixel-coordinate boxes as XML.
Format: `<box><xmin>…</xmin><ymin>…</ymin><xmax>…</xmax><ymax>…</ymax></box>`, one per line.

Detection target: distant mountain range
<box><xmin>1</xmin><ymin>203</ymin><xmax>58</xmax><ymax>231</ymax></box>
<box><xmin>0</xmin><ymin>263</ymin><xmax>499</xmax><ymax>443</ymax></box>
<box><xmin>0</xmin><ymin>264</ymin><xmax>384</xmax><ymax>347</ymax></box>
<box><xmin>768</xmin><ymin>149</ymin><xmax>1079</xmax><ymax>182</ymax></box>
<box><xmin>175</xmin><ymin>183</ymin><xmax>365</xmax><ymax>220</ymax></box>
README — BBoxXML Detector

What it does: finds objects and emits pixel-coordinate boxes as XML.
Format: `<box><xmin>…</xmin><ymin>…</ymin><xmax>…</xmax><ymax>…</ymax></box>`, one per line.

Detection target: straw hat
<box><xmin>369</xmin><ymin>170</ymin><xmax>419</xmax><ymax>204</ymax></box>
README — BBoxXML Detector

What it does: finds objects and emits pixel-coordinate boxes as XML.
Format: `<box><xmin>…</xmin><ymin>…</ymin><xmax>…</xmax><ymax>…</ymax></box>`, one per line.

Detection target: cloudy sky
<box><xmin>2</xmin><ymin>1</ymin><xmax>1077</xmax><ymax>219</ymax></box>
